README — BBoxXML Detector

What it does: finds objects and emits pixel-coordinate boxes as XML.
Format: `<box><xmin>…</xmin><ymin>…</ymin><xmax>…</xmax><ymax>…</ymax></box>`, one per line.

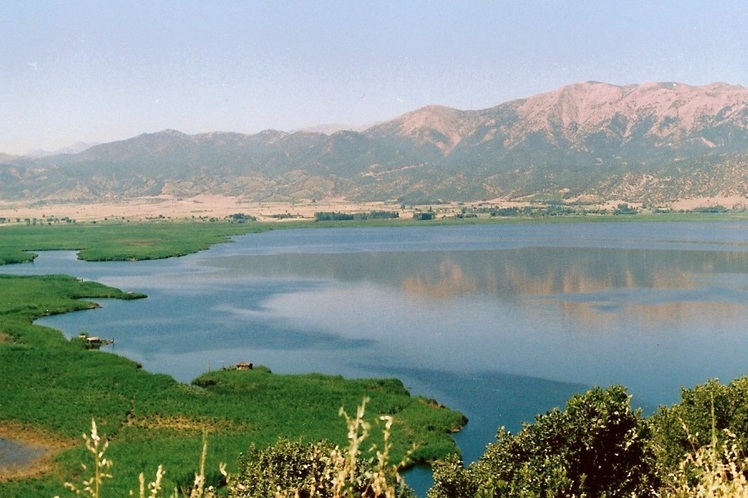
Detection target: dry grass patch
<box><xmin>119</xmin><ymin>238</ymin><xmax>160</xmax><ymax>247</ymax></box>
<box><xmin>128</xmin><ymin>415</ymin><xmax>254</xmax><ymax>434</ymax></box>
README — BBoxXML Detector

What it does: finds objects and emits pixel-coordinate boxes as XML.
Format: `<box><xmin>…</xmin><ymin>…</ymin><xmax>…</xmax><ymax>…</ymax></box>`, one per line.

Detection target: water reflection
<box><xmin>402</xmin><ymin>259</ymin><xmax>478</xmax><ymax>298</ymax></box>
<box><xmin>204</xmin><ymin>246</ymin><xmax>748</xmax><ymax>332</ymax></box>
<box><xmin>206</xmin><ymin>247</ymin><xmax>748</xmax><ymax>294</ymax></box>
<box><xmin>0</xmin><ymin>437</ymin><xmax>46</xmax><ymax>469</ymax></box>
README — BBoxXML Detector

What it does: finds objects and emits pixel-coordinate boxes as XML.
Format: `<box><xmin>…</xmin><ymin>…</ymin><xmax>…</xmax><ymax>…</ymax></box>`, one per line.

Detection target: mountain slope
<box><xmin>2</xmin><ymin>81</ymin><xmax>748</xmax><ymax>205</ymax></box>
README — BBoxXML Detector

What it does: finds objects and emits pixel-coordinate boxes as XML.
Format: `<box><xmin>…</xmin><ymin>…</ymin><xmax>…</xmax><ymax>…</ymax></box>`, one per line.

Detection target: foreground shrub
<box><xmin>229</xmin><ymin>438</ymin><xmax>340</xmax><ymax>497</ymax></box>
<box><xmin>651</xmin><ymin>377</ymin><xmax>748</xmax><ymax>476</ymax></box>
<box><xmin>661</xmin><ymin>427</ymin><xmax>748</xmax><ymax>497</ymax></box>
<box><xmin>227</xmin><ymin>399</ymin><xmax>414</xmax><ymax>498</ymax></box>
<box><xmin>430</xmin><ymin>385</ymin><xmax>659</xmax><ymax>498</ymax></box>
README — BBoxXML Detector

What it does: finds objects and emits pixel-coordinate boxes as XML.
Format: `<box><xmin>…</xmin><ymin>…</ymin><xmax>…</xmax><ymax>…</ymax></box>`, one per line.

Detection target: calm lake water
<box><xmin>4</xmin><ymin>221</ymin><xmax>748</xmax><ymax>490</ymax></box>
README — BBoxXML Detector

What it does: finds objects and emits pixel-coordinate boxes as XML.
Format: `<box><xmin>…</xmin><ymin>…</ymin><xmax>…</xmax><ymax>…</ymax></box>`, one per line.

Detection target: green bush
<box><xmin>229</xmin><ymin>439</ymin><xmax>343</xmax><ymax>497</ymax></box>
<box><xmin>227</xmin><ymin>399</ymin><xmax>415</xmax><ymax>498</ymax></box>
<box><xmin>430</xmin><ymin>385</ymin><xmax>659</xmax><ymax>498</ymax></box>
<box><xmin>651</xmin><ymin>377</ymin><xmax>748</xmax><ymax>476</ymax></box>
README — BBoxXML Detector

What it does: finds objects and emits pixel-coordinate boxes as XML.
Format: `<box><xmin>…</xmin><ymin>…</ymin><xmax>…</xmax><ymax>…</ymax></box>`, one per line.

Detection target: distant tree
<box><xmin>692</xmin><ymin>205</ymin><xmax>729</xmax><ymax>213</ymax></box>
<box><xmin>314</xmin><ymin>211</ymin><xmax>355</xmax><ymax>221</ymax></box>
<box><xmin>614</xmin><ymin>203</ymin><xmax>638</xmax><ymax>215</ymax></box>
<box><xmin>412</xmin><ymin>212</ymin><xmax>434</xmax><ymax>221</ymax></box>
<box><xmin>367</xmin><ymin>210</ymin><xmax>399</xmax><ymax>220</ymax></box>
<box><xmin>228</xmin><ymin>213</ymin><xmax>256</xmax><ymax>223</ymax></box>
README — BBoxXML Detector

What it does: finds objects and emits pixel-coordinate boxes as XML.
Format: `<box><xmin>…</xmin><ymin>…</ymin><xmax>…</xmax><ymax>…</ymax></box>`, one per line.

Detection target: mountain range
<box><xmin>2</xmin><ymin>81</ymin><xmax>748</xmax><ymax>206</ymax></box>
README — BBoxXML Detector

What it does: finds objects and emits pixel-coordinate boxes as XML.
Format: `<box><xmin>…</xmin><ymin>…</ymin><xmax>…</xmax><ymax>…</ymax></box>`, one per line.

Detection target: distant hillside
<box><xmin>2</xmin><ymin>81</ymin><xmax>747</xmax><ymax>205</ymax></box>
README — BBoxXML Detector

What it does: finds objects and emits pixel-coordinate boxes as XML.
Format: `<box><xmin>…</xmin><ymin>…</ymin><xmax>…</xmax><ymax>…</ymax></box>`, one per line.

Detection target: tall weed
<box><xmin>55</xmin><ymin>421</ymin><xmax>221</xmax><ymax>498</ymax></box>
<box><xmin>662</xmin><ymin>396</ymin><xmax>748</xmax><ymax>498</ymax></box>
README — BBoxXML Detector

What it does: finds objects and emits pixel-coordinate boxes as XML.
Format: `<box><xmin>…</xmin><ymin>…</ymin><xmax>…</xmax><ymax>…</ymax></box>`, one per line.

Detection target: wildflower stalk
<box><xmin>63</xmin><ymin>419</ymin><xmax>113</xmax><ymax>498</ymax></box>
<box><xmin>190</xmin><ymin>429</ymin><xmax>209</xmax><ymax>498</ymax></box>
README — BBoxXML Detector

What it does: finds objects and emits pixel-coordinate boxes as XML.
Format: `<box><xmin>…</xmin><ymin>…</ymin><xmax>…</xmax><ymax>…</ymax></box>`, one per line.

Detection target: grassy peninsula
<box><xmin>0</xmin><ymin>221</ymin><xmax>272</xmax><ymax>264</ymax></box>
<box><xmin>0</xmin><ymin>273</ymin><xmax>464</xmax><ymax>496</ymax></box>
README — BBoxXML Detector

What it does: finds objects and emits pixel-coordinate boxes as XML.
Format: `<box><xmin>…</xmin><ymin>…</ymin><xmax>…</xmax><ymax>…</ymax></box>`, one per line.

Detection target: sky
<box><xmin>2</xmin><ymin>0</ymin><xmax>748</xmax><ymax>155</ymax></box>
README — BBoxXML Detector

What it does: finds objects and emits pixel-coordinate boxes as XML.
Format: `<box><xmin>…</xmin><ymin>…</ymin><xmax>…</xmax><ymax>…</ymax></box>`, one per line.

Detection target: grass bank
<box><xmin>0</xmin><ymin>275</ymin><xmax>465</xmax><ymax>497</ymax></box>
<box><xmin>0</xmin><ymin>221</ymin><xmax>275</xmax><ymax>265</ymax></box>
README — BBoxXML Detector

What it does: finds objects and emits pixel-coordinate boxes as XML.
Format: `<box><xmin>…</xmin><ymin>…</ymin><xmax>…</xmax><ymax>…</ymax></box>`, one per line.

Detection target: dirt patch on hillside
<box><xmin>0</xmin><ymin>422</ymin><xmax>72</xmax><ymax>481</ymax></box>
<box><xmin>670</xmin><ymin>195</ymin><xmax>748</xmax><ymax>211</ymax></box>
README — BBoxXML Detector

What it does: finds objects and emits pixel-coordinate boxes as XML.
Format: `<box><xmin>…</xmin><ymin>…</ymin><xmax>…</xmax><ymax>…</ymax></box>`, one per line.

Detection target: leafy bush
<box><xmin>660</xmin><ymin>429</ymin><xmax>748</xmax><ymax>498</ymax></box>
<box><xmin>228</xmin><ymin>399</ymin><xmax>414</xmax><ymax>498</ymax></box>
<box><xmin>430</xmin><ymin>385</ymin><xmax>659</xmax><ymax>498</ymax></box>
<box><xmin>651</xmin><ymin>377</ymin><xmax>748</xmax><ymax>476</ymax></box>
<box><xmin>230</xmin><ymin>438</ymin><xmax>340</xmax><ymax>497</ymax></box>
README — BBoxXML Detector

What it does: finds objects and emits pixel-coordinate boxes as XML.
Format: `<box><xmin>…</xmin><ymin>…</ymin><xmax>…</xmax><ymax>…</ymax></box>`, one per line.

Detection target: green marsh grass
<box><xmin>57</xmin><ymin>398</ymin><xmax>411</xmax><ymax>498</ymax></box>
<box><xmin>0</xmin><ymin>222</ymin><xmax>271</xmax><ymax>264</ymax></box>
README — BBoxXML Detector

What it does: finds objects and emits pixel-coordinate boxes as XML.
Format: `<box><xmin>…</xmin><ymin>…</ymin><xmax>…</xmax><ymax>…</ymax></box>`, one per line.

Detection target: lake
<box><xmin>4</xmin><ymin>221</ymin><xmax>748</xmax><ymax>489</ymax></box>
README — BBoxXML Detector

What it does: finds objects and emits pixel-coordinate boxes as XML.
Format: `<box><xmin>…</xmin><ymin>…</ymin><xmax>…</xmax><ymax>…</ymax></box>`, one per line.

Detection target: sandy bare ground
<box><xmin>0</xmin><ymin>195</ymin><xmax>470</xmax><ymax>223</ymax></box>
<box><xmin>0</xmin><ymin>195</ymin><xmax>408</xmax><ymax>223</ymax></box>
<box><xmin>0</xmin><ymin>194</ymin><xmax>744</xmax><ymax>224</ymax></box>
<box><xmin>669</xmin><ymin>195</ymin><xmax>748</xmax><ymax>211</ymax></box>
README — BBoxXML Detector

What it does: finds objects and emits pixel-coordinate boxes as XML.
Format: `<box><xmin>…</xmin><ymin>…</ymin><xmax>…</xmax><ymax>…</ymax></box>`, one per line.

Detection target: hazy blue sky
<box><xmin>2</xmin><ymin>1</ymin><xmax>747</xmax><ymax>154</ymax></box>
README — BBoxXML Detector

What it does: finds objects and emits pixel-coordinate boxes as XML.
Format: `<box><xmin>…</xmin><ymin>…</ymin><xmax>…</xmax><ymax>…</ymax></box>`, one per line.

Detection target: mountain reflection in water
<box><xmin>205</xmin><ymin>246</ymin><xmax>748</xmax><ymax>331</ymax></box>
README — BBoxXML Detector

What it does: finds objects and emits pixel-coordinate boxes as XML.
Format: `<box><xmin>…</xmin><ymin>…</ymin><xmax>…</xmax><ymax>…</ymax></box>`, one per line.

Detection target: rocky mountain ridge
<box><xmin>2</xmin><ymin>81</ymin><xmax>747</xmax><ymax>205</ymax></box>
